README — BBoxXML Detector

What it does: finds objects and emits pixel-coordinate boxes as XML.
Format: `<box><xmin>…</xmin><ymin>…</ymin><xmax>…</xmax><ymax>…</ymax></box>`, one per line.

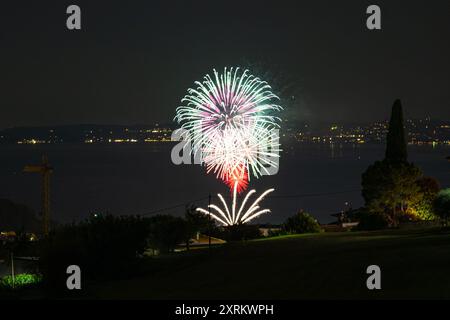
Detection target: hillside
<box><xmin>91</xmin><ymin>228</ymin><xmax>450</xmax><ymax>299</ymax></box>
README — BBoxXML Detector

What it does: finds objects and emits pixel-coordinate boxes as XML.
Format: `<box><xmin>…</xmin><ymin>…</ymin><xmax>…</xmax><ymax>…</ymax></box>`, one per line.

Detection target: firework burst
<box><xmin>175</xmin><ymin>67</ymin><xmax>282</xmax><ymax>191</ymax></box>
<box><xmin>196</xmin><ymin>181</ymin><xmax>275</xmax><ymax>226</ymax></box>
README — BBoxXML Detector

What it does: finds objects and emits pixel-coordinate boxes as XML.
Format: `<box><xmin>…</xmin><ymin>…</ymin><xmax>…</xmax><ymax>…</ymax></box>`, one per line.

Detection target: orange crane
<box><xmin>23</xmin><ymin>155</ymin><xmax>53</xmax><ymax>236</ymax></box>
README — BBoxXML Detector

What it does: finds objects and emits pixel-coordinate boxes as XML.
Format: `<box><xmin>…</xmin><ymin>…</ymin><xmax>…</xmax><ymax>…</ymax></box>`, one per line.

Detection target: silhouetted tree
<box><xmin>283</xmin><ymin>211</ymin><xmax>322</xmax><ymax>234</ymax></box>
<box><xmin>184</xmin><ymin>205</ymin><xmax>210</xmax><ymax>250</ymax></box>
<box><xmin>361</xmin><ymin>99</ymin><xmax>430</xmax><ymax>227</ymax></box>
<box><xmin>385</xmin><ymin>99</ymin><xmax>407</xmax><ymax>163</ymax></box>
<box><xmin>433</xmin><ymin>189</ymin><xmax>450</xmax><ymax>226</ymax></box>
<box><xmin>147</xmin><ymin>215</ymin><xmax>187</xmax><ymax>253</ymax></box>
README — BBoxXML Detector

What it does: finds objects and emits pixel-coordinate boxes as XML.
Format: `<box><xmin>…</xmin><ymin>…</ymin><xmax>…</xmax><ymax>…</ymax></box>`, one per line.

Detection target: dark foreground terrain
<box><xmin>90</xmin><ymin>228</ymin><xmax>450</xmax><ymax>299</ymax></box>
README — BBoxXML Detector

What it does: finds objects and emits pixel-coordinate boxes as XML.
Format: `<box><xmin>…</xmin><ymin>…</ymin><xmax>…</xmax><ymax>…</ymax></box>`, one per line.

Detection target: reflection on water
<box><xmin>0</xmin><ymin>143</ymin><xmax>448</xmax><ymax>224</ymax></box>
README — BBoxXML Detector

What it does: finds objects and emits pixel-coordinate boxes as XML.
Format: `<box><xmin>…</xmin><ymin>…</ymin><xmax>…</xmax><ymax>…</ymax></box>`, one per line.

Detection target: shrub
<box><xmin>219</xmin><ymin>224</ymin><xmax>262</xmax><ymax>241</ymax></box>
<box><xmin>267</xmin><ymin>228</ymin><xmax>287</xmax><ymax>237</ymax></box>
<box><xmin>0</xmin><ymin>273</ymin><xmax>42</xmax><ymax>290</ymax></box>
<box><xmin>434</xmin><ymin>189</ymin><xmax>450</xmax><ymax>225</ymax></box>
<box><xmin>147</xmin><ymin>215</ymin><xmax>188</xmax><ymax>253</ymax></box>
<box><xmin>354</xmin><ymin>209</ymin><xmax>390</xmax><ymax>231</ymax></box>
<box><xmin>283</xmin><ymin>211</ymin><xmax>322</xmax><ymax>234</ymax></box>
<box><xmin>184</xmin><ymin>206</ymin><xmax>211</xmax><ymax>250</ymax></box>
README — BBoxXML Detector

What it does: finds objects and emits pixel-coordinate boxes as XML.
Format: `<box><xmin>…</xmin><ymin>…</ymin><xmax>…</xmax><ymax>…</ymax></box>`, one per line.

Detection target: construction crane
<box><xmin>23</xmin><ymin>155</ymin><xmax>53</xmax><ymax>236</ymax></box>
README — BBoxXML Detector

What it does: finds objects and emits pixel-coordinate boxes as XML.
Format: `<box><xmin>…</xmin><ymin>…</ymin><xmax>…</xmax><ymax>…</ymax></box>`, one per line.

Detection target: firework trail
<box><xmin>196</xmin><ymin>181</ymin><xmax>275</xmax><ymax>226</ymax></box>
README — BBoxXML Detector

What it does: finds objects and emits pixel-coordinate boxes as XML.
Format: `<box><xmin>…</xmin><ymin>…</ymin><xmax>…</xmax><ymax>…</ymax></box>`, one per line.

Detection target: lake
<box><xmin>0</xmin><ymin>142</ymin><xmax>449</xmax><ymax>224</ymax></box>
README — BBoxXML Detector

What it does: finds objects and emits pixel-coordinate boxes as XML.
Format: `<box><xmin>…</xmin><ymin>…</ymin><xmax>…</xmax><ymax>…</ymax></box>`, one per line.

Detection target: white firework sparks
<box><xmin>202</xmin><ymin>124</ymin><xmax>281</xmax><ymax>181</ymax></box>
<box><xmin>174</xmin><ymin>67</ymin><xmax>282</xmax><ymax>191</ymax></box>
<box><xmin>196</xmin><ymin>181</ymin><xmax>275</xmax><ymax>226</ymax></box>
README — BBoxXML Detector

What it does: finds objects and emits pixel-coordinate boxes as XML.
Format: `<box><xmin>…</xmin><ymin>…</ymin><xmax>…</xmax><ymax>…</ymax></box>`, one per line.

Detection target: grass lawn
<box><xmin>90</xmin><ymin>228</ymin><xmax>450</xmax><ymax>299</ymax></box>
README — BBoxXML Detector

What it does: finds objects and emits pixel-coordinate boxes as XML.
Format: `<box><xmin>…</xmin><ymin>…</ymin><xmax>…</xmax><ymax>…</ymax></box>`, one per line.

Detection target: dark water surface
<box><xmin>0</xmin><ymin>143</ymin><xmax>449</xmax><ymax>224</ymax></box>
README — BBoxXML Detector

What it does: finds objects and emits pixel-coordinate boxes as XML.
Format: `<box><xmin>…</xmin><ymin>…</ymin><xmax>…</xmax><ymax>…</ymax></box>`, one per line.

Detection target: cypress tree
<box><xmin>385</xmin><ymin>99</ymin><xmax>407</xmax><ymax>163</ymax></box>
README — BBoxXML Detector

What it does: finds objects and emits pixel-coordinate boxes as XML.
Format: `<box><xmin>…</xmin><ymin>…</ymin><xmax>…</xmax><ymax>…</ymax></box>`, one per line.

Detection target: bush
<box><xmin>184</xmin><ymin>205</ymin><xmax>211</xmax><ymax>250</ymax></box>
<box><xmin>147</xmin><ymin>215</ymin><xmax>188</xmax><ymax>253</ymax></box>
<box><xmin>354</xmin><ymin>209</ymin><xmax>390</xmax><ymax>231</ymax></box>
<box><xmin>267</xmin><ymin>228</ymin><xmax>288</xmax><ymax>237</ymax></box>
<box><xmin>434</xmin><ymin>189</ymin><xmax>450</xmax><ymax>225</ymax></box>
<box><xmin>0</xmin><ymin>273</ymin><xmax>42</xmax><ymax>290</ymax></box>
<box><xmin>219</xmin><ymin>224</ymin><xmax>262</xmax><ymax>241</ymax></box>
<box><xmin>283</xmin><ymin>211</ymin><xmax>322</xmax><ymax>234</ymax></box>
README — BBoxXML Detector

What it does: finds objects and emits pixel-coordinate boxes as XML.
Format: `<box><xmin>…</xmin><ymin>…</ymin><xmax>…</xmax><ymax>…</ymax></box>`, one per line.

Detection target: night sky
<box><xmin>1</xmin><ymin>0</ymin><xmax>449</xmax><ymax>129</ymax></box>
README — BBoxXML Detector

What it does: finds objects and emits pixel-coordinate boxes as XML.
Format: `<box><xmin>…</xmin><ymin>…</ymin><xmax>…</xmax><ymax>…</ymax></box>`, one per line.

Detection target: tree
<box><xmin>362</xmin><ymin>160</ymin><xmax>422</xmax><ymax>226</ymax></box>
<box><xmin>360</xmin><ymin>99</ymin><xmax>432</xmax><ymax>227</ymax></box>
<box><xmin>385</xmin><ymin>99</ymin><xmax>407</xmax><ymax>164</ymax></box>
<box><xmin>184</xmin><ymin>205</ymin><xmax>210</xmax><ymax>250</ymax></box>
<box><xmin>147</xmin><ymin>215</ymin><xmax>188</xmax><ymax>253</ymax></box>
<box><xmin>433</xmin><ymin>189</ymin><xmax>450</xmax><ymax>225</ymax></box>
<box><xmin>412</xmin><ymin>177</ymin><xmax>441</xmax><ymax>220</ymax></box>
<box><xmin>283</xmin><ymin>211</ymin><xmax>322</xmax><ymax>234</ymax></box>
<box><xmin>416</xmin><ymin>176</ymin><xmax>441</xmax><ymax>197</ymax></box>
